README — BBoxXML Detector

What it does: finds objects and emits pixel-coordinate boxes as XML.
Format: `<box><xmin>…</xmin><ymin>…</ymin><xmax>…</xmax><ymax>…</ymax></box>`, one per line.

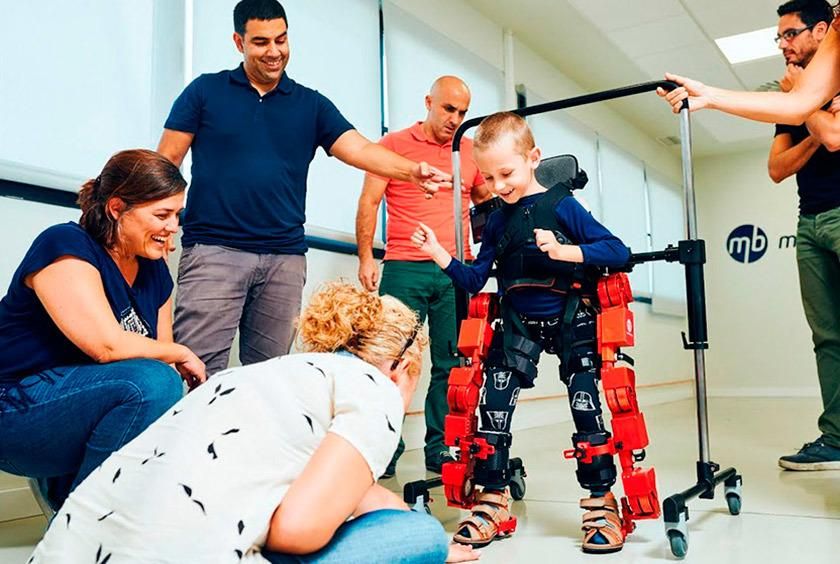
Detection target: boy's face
<box><xmin>475</xmin><ymin>134</ymin><xmax>540</xmax><ymax>204</ymax></box>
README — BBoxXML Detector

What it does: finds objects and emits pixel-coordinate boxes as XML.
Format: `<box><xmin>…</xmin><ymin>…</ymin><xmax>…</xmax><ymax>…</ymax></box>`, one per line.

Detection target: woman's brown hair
<box><xmin>77</xmin><ymin>149</ymin><xmax>186</xmax><ymax>248</ymax></box>
<box><xmin>298</xmin><ymin>282</ymin><xmax>427</xmax><ymax>378</ymax></box>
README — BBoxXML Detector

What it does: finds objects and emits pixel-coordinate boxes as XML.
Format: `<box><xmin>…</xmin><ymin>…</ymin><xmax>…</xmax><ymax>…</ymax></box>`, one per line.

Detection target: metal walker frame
<box><xmin>403</xmin><ymin>81</ymin><xmax>742</xmax><ymax>558</ymax></box>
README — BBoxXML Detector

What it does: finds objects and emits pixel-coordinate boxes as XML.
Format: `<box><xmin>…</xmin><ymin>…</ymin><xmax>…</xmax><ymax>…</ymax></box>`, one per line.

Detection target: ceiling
<box><xmin>466</xmin><ymin>0</ymin><xmax>791</xmax><ymax>156</ymax></box>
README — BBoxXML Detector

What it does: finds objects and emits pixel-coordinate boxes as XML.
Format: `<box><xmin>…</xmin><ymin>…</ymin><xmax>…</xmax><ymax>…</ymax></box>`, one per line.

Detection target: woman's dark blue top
<box><xmin>0</xmin><ymin>223</ymin><xmax>174</xmax><ymax>380</ymax></box>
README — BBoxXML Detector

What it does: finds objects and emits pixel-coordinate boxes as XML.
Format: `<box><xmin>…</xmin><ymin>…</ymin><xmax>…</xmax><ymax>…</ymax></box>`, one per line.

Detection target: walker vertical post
<box><xmin>453</xmin><ymin>152</ymin><xmax>464</xmax><ymax>263</ymax></box>
<box><xmin>660</xmin><ymin>104</ymin><xmax>742</xmax><ymax>559</ymax></box>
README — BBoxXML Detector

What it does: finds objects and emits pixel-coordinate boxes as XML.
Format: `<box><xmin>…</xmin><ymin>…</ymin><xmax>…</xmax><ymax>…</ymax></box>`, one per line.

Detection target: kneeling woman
<box><xmin>29</xmin><ymin>283</ymin><xmax>479</xmax><ymax>563</ymax></box>
<box><xmin>0</xmin><ymin>149</ymin><xmax>206</xmax><ymax>511</ymax></box>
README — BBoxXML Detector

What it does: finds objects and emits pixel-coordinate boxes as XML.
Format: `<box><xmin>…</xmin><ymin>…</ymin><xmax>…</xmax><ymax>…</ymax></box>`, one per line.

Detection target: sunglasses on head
<box><xmin>390</xmin><ymin>324</ymin><xmax>421</xmax><ymax>371</ymax></box>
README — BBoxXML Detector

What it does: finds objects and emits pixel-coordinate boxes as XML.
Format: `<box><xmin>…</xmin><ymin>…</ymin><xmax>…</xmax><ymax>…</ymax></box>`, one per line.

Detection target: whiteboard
<box><xmin>0</xmin><ymin>0</ymin><xmax>183</xmax><ymax>191</ymax></box>
<box><xmin>599</xmin><ymin>140</ymin><xmax>651</xmax><ymax>297</ymax></box>
<box><xmin>648</xmin><ymin>173</ymin><xmax>687</xmax><ymax>316</ymax></box>
<box><xmin>382</xmin><ymin>3</ymin><xmax>505</xmax><ymax>131</ymax></box>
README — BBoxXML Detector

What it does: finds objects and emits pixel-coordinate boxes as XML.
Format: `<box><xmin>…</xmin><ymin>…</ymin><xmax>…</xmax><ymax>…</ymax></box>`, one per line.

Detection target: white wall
<box><xmin>695</xmin><ymin>147</ymin><xmax>818</xmax><ymax>397</ymax></box>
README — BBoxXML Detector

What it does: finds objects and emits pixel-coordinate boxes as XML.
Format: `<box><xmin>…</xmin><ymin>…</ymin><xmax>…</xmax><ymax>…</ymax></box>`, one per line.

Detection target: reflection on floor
<box><xmin>2</xmin><ymin>398</ymin><xmax>839</xmax><ymax>562</ymax></box>
<box><xmin>381</xmin><ymin>397</ymin><xmax>840</xmax><ymax>563</ymax></box>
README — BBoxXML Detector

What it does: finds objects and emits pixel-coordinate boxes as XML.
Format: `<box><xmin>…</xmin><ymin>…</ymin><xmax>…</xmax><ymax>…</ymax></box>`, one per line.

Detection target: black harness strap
<box><xmin>493</xmin><ymin>182</ymin><xmax>603</xmax><ymax>383</ymax></box>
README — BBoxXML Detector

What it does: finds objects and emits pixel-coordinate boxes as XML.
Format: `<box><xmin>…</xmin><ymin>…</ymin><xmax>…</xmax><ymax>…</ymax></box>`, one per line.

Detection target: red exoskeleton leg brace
<box><xmin>441</xmin><ymin>295</ymin><xmax>498</xmax><ymax>497</ymax></box>
<box><xmin>441</xmin><ymin>292</ymin><xmax>518</xmax><ymax>536</ymax></box>
<box><xmin>564</xmin><ymin>272</ymin><xmax>661</xmax><ymax>538</ymax></box>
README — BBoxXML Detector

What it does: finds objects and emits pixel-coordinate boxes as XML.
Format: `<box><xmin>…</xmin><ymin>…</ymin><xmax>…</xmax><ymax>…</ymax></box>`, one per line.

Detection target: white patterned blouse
<box><xmin>28</xmin><ymin>352</ymin><xmax>404</xmax><ymax>563</ymax></box>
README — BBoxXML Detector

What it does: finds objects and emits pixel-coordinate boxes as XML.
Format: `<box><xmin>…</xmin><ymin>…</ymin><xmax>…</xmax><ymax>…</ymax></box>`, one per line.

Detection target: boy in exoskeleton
<box><xmin>412</xmin><ymin>112</ymin><xmax>631</xmax><ymax>553</ymax></box>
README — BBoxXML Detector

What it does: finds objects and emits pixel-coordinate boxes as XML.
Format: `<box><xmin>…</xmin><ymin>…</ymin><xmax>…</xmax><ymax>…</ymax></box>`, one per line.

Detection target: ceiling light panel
<box><xmin>715</xmin><ymin>27</ymin><xmax>778</xmax><ymax>64</ymax></box>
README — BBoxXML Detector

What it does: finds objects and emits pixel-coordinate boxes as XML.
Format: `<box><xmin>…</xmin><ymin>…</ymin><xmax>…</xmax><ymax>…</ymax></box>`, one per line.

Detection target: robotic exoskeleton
<box><xmin>441</xmin><ymin>155</ymin><xmax>660</xmax><ymax>541</ymax></box>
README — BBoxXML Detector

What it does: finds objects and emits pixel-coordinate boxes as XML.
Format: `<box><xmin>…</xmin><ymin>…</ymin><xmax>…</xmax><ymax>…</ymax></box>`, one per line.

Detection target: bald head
<box><xmin>423</xmin><ymin>76</ymin><xmax>472</xmax><ymax>144</ymax></box>
<box><xmin>430</xmin><ymin>76</ymin><xmax>471</xmax><ymax>100</ymax></box>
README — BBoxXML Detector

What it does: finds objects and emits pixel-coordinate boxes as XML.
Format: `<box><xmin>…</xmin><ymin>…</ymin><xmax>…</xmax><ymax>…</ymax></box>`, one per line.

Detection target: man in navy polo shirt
<box><xmin>158</xmin><ymin>0</ymin><xmax>448</xmax><ymax>376</ymax></box>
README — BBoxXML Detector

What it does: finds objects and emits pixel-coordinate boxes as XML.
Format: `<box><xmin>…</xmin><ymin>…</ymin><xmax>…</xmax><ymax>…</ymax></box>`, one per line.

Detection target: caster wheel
<box><xmin>510</xmin><ymin>476</ymin><xmax>526</xmax><ymax>500</ymax></box>
<box><xmin>726</xmin><ymin>493</ymin><xmax>741</xmax><ymax>516</ymax></box>
<box><xmin>508</xmin><ymin>457</ymin><xmax>527</xmax><ymax>500</ymax></box>
<box><xmin>667</xmin><ymin>530</ymin><xmax>688</xmax><ymax>559</ymax></box>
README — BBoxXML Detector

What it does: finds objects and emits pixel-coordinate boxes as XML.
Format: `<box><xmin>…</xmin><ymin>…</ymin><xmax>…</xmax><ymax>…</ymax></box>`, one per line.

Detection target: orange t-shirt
<box><xmin>372</xmin><ymin>122</ymin><xmax>485</xmax><ymax>261</ymax></box>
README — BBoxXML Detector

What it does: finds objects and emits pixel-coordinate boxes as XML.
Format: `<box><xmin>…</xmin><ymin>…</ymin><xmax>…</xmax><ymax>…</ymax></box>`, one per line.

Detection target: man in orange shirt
<box><xmin>356</xmin><ymin>76</ymin><xmax>491</xmax><ymax>478</ymax></box>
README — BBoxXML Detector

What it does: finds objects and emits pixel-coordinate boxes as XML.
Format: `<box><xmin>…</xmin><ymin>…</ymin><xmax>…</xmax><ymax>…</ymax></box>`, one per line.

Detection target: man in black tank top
<box><xmin>769</xmin><ymin>0</ymin><xmax>840</xmax><ymax>471</ymax></box>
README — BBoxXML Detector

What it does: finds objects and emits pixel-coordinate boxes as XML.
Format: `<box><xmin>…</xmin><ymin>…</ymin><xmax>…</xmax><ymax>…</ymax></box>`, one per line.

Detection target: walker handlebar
<box><xmin>452</xmin><ymin>80</ymin><xmax>683</xmax><ymax>151</ymax></box>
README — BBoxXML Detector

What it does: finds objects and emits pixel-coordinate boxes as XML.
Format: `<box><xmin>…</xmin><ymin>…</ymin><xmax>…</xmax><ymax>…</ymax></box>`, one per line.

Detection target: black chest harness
<box><xmin>492</xmin><ymin>182</ymin><xmax>604</xmax><ymax>384</ymax></box>
<box><xmin>495</xmin><ymin>182</ymin><xmax>601</xmax><ymax>296</ymax></box>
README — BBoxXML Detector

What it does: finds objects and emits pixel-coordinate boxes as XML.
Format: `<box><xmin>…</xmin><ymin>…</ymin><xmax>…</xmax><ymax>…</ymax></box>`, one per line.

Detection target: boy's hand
<box><xmin>412</xmin><ymin>222</ymin><xmax>442</xmax><ymax>255</ymax></box>
<box><xmin>412</xmin><ymin>222</ymin><xmax>453</xmax><ymax>269</ymax></box>
<box><xmin>534</xmin><ymin>228</ymin><xmax>563</xmax><ymax>260</ymax></box>
<box><xmin>827</xmin><ymin>95</ymin><xmax>840</xmax><ymax>114</ymax></box>
<box><xmin>534</xmin><ymin>229</ymin><xmax>582</xmax><ymax>262</ymax></box>
<box><xmin>358</xmin><ymin>256</ymin><xmax>380</xmax><ymax>292</ymax></box>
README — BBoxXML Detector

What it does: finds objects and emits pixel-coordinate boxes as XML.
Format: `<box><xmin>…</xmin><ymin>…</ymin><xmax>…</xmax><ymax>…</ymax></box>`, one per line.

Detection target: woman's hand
<box><xmin>174</xmin><ymin>345</ymin><xmax>206</xmax><ymax>390</ymax></box>
<box><xmin>657</xmin><ymin>73</ymin><xmax>712</xmax><ymax>113</ymax></box>
<box><xmin>447</xmin><ymin>543</ymin><xmax>481</xmax><ymax>562</ymax></box>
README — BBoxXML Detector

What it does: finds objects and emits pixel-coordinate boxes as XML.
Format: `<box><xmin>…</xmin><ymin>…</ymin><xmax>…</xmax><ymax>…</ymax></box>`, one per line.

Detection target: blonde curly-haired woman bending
<box><xmin>29</xmin><ymin>282</ymin><xmax>479</xmax><ymax>564</ymax></box>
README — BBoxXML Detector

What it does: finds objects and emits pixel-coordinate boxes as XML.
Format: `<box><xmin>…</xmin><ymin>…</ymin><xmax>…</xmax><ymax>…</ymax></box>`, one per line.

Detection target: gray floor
<box><xmin>380</xmin><ymin>397</ymin><xmax>840</xmax><ymax>563</ymax></box>
<box><xmin>2</xmin><ymin>397</ymin><xmax>840</xmax><ymax>562</ymax></box>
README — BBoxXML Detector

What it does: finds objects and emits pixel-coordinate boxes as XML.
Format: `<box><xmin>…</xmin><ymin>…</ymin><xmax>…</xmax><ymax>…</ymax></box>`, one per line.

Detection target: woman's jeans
<box><xmin>262</xmin><ymin>509</ymin><xmax>449</xmax><ymax>564</ymax></box>
<box><xmin>0</xmin><ymin>359</ymin><xmax>183</xmax><ymax>510</ymax></box>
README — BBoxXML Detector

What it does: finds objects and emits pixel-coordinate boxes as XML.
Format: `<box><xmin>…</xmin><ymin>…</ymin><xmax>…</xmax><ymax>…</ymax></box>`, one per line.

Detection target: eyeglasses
<box><xmin>775</xmin><ymin>25</ymin><xmax>815</xmax><ymax>44</ymax></box>
<box><xmin>390</xmin><ymin>324</ymin><xmax>421</xmax><ymax>371</ymax></box>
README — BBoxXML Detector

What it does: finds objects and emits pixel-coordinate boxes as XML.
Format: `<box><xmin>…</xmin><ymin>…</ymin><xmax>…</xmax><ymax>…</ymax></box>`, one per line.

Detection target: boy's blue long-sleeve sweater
<box><xmin>443</xmin><ymin>193</ymin><xmax>630</xmax><ymax>318</ymax></box>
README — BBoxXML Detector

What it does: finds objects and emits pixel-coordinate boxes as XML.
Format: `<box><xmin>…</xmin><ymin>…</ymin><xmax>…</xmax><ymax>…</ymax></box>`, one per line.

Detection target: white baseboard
<box><xmin>709</xmin><ymin>387</ymin><xmax>821</xmax><ymax>398</ymax></box>
<box><xmin>0</xmin><ymin>486</ymin><xmax>39</xmax><ymax>523</ymax></box>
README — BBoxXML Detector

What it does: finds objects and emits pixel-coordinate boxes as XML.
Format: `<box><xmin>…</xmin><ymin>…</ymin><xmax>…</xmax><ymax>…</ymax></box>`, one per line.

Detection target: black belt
<box><xmin>519</xmin><ymin>314</ymin><xmax>562</xmax><ymax>329</ymax></box>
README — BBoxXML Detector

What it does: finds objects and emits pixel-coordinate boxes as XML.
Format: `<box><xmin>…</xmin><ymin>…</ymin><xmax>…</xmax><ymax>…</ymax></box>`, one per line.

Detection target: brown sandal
<box><xmin>580</xmin><ymin>492</ymin><xmax>625</xmax><ymax>554</ymax></box>
<box><xmin>453</xmin><ymin>488</ymin><xmax>517</xmax><ymax>548</ymax></box>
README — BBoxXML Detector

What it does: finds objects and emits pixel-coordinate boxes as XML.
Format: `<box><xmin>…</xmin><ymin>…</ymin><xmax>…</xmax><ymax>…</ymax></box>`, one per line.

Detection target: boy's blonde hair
<box><xmin>297</xmin><ymin>282</ymin><xmax>427</xmax><ymax>378</ymax></box>
<box><xmin>473</xmin><ymin>111</ymin><xmax>535</xmax><ymax>156</ymax></box>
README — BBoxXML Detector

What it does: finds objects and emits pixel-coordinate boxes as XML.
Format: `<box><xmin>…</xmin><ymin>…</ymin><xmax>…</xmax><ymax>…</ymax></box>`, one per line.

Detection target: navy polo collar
<box><xmin>229</xmin><ymin>63</ymin><xmax>293</xmax><ymax>95</ymax></box>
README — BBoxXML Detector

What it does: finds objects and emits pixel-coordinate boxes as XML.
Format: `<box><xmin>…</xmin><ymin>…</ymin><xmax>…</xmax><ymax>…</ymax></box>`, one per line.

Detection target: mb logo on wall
<box><xmin>726</xmin><ymin>224</ymin><xmax>796</xmax><ymax>264</ymax></box>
